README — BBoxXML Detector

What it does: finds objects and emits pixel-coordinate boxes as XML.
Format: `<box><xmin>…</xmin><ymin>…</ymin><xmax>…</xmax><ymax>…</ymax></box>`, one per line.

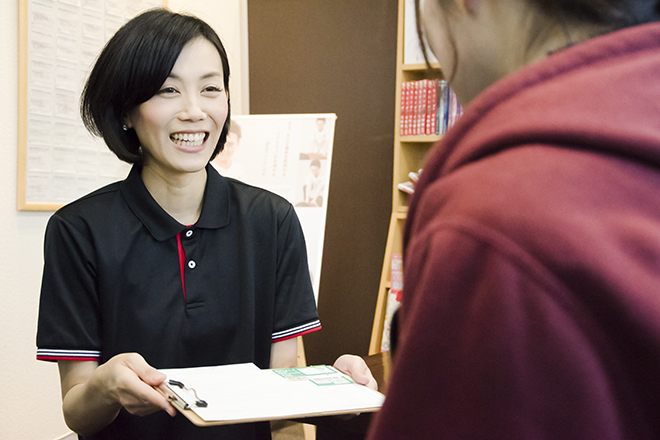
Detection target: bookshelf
<box><xmin>369</xmin><ymin>0</ymin><xmax>443</xmax><ymax>355</ymax></box>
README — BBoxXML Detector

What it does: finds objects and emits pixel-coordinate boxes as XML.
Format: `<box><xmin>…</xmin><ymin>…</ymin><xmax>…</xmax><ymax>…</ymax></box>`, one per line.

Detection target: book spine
<box><xmin>410</xmin><ymin>81</ymin><xmax>420</xmax><ymax>135</ymax></box>
<box><xmin>427</xmin><ymin>79</ymin><xmax>438</xmax><ymax>135</ymax></box>
<box><xmin>448</xmin><ymin>88</ymin><xmax>458</xmax><ymax>130</ymax></box>
<box><xmin>390</xmin><ymin>253</ymin><xmax>403</xmax><ymax>300</ymax></box>
<box><xmin>402</xmin><ymin>81</ymin><xmax>409</xmax><ymax>136</ymax></box>
<box><xmin>414</xmin><ymin>80</ymin><xmax>420</xmax><ymax>135</ymax></box>
<box><xmin>423</xmin><ymin>79</ymin><xmax>430</xmax><ymax>135</ymax></box>
<box><xmin>405</xmin><ymin>81</ymin><xmax>412</xmax><ymax>136</ymax></box>
<box><xmin>399</xmin><ymin>81</ymin><xmax>407</xmax><ymax>136</ymax></box>
<box><xmin>425</xmin><ymin>79</ymin><xmax>430</xmax><ymax>135</ymax></box>
<box><xmin>420</xmin><ymin>80</ymin><xmax>424</xmax><ymax>136</ymax></box>
<box><xmin>437</xmin><ymin>80</ymin><xmax>448</xmax><ymax>134</ymax></box>
<box><xmin>414</xmin><ymin>80</ymin><xmax>420</xmax><ymax>136</ymax></box>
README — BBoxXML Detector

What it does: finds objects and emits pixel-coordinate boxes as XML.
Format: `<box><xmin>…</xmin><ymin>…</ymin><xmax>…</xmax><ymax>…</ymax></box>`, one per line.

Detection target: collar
<box><xmin>119</xmin><ymin>164</ymin><xmax>230</xmax><ymax>241</ymax></box>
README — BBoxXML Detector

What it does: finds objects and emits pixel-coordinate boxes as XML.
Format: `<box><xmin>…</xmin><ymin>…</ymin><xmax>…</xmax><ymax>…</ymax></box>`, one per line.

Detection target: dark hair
<box><xmin>310</xmin><ymin>159</ymin><xmax>321</xmax><ymax>168</ymax></box>
<box><xmin>81</xmin><ymin>8</ymin><xmax>231</xmax><ymax>165</ymax></box>
<box><xmin>531</xmin><ymin>0</ymin><xmax>660</xmax><ymax>26</ymax></box>
<box><xmin>415</xmin><ymin>0</ymin><xmax>660</xmax><ymax>80</ymax></box>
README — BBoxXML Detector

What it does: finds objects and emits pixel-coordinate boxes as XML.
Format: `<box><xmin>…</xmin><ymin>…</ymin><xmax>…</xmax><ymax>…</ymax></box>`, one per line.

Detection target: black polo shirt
<box><xmin>36</xmin><ymin>165</ymin><xmax>320</xmax><ymax>440</ymax></box>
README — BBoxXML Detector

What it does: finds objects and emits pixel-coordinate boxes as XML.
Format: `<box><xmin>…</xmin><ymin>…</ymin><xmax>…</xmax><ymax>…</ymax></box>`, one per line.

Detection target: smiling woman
<box><xmin>80</xmin><ymin>9</ymin><xmax>231</xmax><ymax>168</ymax></box>
<box><xmin>35</xmin><ymin>8</ymin><xmax>375</xmax><ymax>440</ymax></box>
<box><xmin>125</xmin><ymin>37</ymin><xmax>229</xmax><ymax>223</ymax></box>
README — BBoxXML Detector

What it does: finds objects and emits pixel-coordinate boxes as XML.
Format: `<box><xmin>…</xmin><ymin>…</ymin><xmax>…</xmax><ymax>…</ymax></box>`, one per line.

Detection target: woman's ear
<box><xmin>122</xmin><ymin>114</ymin><xmax>133</xmax><ymax>130</ymax></box>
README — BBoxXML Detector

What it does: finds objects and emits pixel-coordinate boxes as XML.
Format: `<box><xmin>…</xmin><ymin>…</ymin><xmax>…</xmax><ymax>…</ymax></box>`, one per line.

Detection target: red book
<box><xmin>399</xmin><ymin>81</ymin><xmax>407</xmax><ymax>136</ymax></box>
<box><xmin>412</xmin><ymin>80</ymin><xmax>418</xmax><ymax>135</ymax></box>
<box><xmin>391</xmin><ymin>253</ymin><xmax>403</xmax><ymax>301</ymax></box>
<box><xmin>404</xmin><ymin>81</ymin><xmax>412</xmax><ymax>136</ymax></box>
<box><xmin>426</xmin><ymin>79</ymin><xmax>438</xmax><ymax>135</ymax></box>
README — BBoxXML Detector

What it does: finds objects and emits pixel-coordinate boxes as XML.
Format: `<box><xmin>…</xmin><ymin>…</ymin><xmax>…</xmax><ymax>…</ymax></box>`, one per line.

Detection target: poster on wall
<box><xmin>211</xmin><ymin>114</ymin><xmax>337</xmax><ymax>302</ymax></box>
<box><xmin>18</xmin><ymin>0</ymin><xmax>165</xmax><ymax>211</ymax></box>
<box><xmin>403</xmin><ymin>0</ymin><xmax>437</xmax><ymax>65</ymax></box>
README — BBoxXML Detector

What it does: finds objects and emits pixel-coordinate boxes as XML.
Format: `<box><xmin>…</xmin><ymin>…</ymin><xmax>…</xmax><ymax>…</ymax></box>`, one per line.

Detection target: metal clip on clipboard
<box><xmin>166</xmin><ymin>379</ymin><xmax>208</xmax><ymax>410</ymax></box>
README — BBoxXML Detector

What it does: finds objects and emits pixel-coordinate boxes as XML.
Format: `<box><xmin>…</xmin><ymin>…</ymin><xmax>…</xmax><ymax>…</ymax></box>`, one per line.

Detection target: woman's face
<box><xmin>127</xmin><ymin>37</ymin><xmax>228</xmax><ymax>177</ymax></box>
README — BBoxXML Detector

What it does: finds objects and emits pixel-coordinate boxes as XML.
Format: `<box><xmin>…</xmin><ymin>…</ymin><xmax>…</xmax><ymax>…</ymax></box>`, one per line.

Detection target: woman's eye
<box><xmin>157</xmin><ymin>87</ymin><xmax>178</xmax><ymax>94</ymax></box>
<box><xmin>203</xmin><ymin>86</ymin><xmax>223</xmax><ymax>93</ymax></box>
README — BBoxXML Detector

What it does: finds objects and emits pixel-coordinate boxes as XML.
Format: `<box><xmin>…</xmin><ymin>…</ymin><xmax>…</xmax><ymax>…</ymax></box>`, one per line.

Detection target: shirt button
<box><xmin>186</xmin><ymin>230</ymin><xmax>193</xmax><ymax>237</ymax></box>
<box><xmin>188</xmin><ymin>260</ymin><xmax>196</xmax><ymax>269</ymax></box>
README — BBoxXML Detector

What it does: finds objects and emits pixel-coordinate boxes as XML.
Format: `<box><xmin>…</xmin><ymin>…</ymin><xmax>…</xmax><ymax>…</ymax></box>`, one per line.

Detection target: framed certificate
<box><xmin>17</xmin><ymin>0</ymin><xmax>166</xmax><ymax>210</ymax></box>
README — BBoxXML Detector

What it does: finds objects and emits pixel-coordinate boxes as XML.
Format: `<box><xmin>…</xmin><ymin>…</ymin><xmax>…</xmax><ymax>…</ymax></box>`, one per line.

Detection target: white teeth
<box><xmin>171</xmin><ymin>132</ymin><xmax>205</xmax><ymax>146</ymax></box>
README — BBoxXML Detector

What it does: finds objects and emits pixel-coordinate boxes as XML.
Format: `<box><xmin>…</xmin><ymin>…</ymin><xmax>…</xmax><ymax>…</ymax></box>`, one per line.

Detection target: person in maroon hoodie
<box><xmin>368</xmin><ymin>0</ymin><xmax>660</xmax><ymax>439</ymax></box>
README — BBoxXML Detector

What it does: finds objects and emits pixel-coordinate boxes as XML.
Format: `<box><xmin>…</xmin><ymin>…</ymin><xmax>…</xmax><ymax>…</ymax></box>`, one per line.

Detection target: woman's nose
<box><xmin>179</xmin><ymin>96</ymin><xmax>206</xmax><ymax>121</ymax></box>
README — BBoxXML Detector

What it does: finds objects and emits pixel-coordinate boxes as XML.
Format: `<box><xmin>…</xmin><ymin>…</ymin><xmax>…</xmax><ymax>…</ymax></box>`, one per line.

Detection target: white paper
<box><xmin>159</xmin><ymin>363</ymin><xmax>384</xmax><ymax>423</ymax></box>
<box><xmin>403</xmin><ymin>0</ymin><xmax>438</xmax><ymax>65</ymax></box>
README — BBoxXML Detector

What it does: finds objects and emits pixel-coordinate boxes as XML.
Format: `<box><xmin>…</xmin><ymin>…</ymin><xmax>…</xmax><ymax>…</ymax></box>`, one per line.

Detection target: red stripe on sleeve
<box><xmin>36</xmin><ymin>356</ymin><xmax>99</xmax><ymax>362</ymax></box>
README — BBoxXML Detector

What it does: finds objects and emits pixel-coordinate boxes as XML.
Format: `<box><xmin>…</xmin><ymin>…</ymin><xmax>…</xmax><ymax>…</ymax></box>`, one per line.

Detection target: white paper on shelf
<box><xmin>403</xmin><ymin>0</ymin><xmax>438</xmax><ymax>65</ymax></box>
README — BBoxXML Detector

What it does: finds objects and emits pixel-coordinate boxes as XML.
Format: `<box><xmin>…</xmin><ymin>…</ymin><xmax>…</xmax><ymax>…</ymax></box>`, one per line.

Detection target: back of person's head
<box><xmin>531</xmin><ymin>0</ymin><xmax>660</xmax><ymax>26</ymax></box>
<box><xmin>418</xmin><ymin>0</ymin><xmax>660</xmax><ymax>26</ymax></box>
<box><xmin>416</xmin><ymin>0</ymin><xmax>660</xmax><ymax>81</ymax></box>
<box><xmin>517</xmin><ymin>0</ymin><xmax>660</xmax><ymax>58</ymax></box>
<box><xmin>81</xmin><ymin>8</ymin><xmax>231</xmax><ymax>165</ymax></box>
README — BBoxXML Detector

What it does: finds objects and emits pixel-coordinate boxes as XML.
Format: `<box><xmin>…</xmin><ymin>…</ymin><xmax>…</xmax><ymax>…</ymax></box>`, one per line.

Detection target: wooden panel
<box><xmin>248</xmin><ymin>0</ymin><xmax>398</xmax><ymax>364</ymax></box>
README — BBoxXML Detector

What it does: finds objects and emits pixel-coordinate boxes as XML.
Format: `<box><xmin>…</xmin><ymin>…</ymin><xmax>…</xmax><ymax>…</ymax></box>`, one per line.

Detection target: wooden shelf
<box><xmin>369</xmin><ymin>0</ymin><xmax>442</xmax><ymax>355</ymax></box>
<box><xmin>402</xmin><ymin>62</ymin><xmax>440</xmax><ymax>71</ymax></box>
<box><xmin>399</xmin><ymin>134</ymin><xmax>441</xmax><ymax>143</ymax></box>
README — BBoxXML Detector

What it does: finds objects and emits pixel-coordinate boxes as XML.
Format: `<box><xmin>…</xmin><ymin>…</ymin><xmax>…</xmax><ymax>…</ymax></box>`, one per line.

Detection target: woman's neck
<box><xmin>140</xmin><ymin>165</ymin><xmax>207</xmax><ymax>225</ymax></box>
<box><xmin>453</xmin><ymin>0</ymin><xmax>613</xmax><ymax>104</ymax></box>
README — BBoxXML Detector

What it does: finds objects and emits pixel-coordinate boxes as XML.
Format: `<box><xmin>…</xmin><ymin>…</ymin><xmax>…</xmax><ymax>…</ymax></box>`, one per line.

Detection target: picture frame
<box><xmin>17</xmin><ymin>0</ymin><xmax>166</xmax><ymax>211</ymax></box>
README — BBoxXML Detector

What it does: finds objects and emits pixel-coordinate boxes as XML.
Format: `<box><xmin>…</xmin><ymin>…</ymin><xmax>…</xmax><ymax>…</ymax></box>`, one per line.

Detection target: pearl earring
<box><xmin>122</xmin><ymin>124</ymin><xmax>128</xmax><ymax>131</ymax></box>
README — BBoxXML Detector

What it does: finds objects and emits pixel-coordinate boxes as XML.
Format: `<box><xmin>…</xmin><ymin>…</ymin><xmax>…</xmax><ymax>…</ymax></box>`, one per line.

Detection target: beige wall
<box><xmin>0</xmin><ymin>1</ymin><xmax>246</xmax><ymax>438</ymax></box>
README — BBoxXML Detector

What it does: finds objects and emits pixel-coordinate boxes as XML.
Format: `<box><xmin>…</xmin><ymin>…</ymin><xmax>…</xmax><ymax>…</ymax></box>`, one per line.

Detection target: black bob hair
<box><xmin>81</xmin><ymin>8</ymin><xmax>231</xmax><ymax>165</ymax></box>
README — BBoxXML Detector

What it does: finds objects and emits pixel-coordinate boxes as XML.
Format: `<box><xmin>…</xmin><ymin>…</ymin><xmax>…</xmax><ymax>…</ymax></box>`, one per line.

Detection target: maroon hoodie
<box><xmin>368</xmin><ymin>22</ymin><xmax>660</xmax><ymax>440</ymax></box>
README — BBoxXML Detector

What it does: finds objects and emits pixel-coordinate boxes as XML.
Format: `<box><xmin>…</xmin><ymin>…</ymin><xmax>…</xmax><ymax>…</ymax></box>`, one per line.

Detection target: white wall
<box><xmin>0</xmin><ymin>1</ymin><xmax>246</xmax><ymax>438</ymax></box>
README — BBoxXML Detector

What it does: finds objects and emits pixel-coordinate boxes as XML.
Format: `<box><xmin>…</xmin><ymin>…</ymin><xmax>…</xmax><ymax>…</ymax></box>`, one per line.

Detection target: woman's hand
<box><xmin>333</xmin><ymin>354</ymin><xmax>378</xmax><ymax>391</ymax></box>
<box><xmin>58</xmin><ymin>352</ymin><xmax>175</xmax><ymax>436</ymax></box>
<box><xmin>93</xmin><ymin>353</ymin><xmax>176</xmax><ymax>417</ymax></box>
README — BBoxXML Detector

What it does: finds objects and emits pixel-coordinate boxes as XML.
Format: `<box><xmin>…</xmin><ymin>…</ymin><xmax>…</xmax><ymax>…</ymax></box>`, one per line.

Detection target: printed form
<box><xmin>158</xmin><ymin>363</ymin><xmax>384</xmax><ymax>425</ymax></box>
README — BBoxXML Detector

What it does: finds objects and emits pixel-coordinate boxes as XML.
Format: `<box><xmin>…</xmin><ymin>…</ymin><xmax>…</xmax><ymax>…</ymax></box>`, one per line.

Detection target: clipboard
<box><xmin>156</xmin><ymin>363</ymin><xmax>384</xmax><ymax>427</ymax></box>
